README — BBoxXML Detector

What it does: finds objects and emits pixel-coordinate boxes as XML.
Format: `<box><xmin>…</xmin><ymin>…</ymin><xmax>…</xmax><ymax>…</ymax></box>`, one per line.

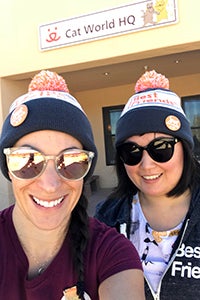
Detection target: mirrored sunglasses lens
<box><xmin>149</xmin><ymin>140</ymin><xmax>174</xmax><ymax>162</ymax></box>
<box><xmin>57</xmin><ymin>151</ymin><xmax>90</xmax><ymax>180</ymax></box>
<box><xmin>118</xmin><ymin>143</ymin><xmax>142</xmax><ymax>165</ymax></box>
<box><xmin>7</xmin><ymin>150</ymin><xmax>44</xmax><ymax>179</ymax></box>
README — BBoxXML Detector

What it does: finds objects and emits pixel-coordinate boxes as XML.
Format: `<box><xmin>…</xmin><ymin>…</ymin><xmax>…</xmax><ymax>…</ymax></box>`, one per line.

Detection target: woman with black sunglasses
<box><xmin>95</xmin><ymin>70</ymin><xmax>200</xmax><ymax>299</ymax></box>
<box><xmin>0</xmin><ymin>70</ymin><xmax>145</xmax><ymax>300</ymax></box>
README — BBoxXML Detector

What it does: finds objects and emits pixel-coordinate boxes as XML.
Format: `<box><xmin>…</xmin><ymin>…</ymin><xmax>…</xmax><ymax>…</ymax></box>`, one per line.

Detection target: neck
<box><xmin>138</xmin><ymin>189</ymin><xmax>191</xmax><ymax>231</ymax></box>
<box><xmin>12</xmin><ymin>205</ymin><xmax>68</xmax><ymax>279</ymax></box>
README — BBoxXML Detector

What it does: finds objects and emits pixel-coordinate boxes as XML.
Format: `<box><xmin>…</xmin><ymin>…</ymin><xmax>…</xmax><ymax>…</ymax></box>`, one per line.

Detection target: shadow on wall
<box><xmin>0</xmin><ymin>173</ymin><xmax>15</xmax><ymax>210</ymax></box>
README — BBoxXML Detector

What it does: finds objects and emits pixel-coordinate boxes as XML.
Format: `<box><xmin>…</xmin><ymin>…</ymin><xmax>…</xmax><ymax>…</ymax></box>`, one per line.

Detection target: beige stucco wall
<box><xmin>0</xmin><ymin>0</ymin><xmax>200</xmax><ymax>78</ymax></box>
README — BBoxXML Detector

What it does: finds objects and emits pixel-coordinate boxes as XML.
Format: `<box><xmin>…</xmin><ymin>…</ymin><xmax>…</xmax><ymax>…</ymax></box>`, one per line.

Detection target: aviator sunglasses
<box><xmin>4</xmin><ymin>147</ymin><xmax>95</xmax><ymax>180</ymax></box>
<box><xmin>117</xmin><ymin>137</ymin><xmax>179</xmax><ymax>166</ymax></box>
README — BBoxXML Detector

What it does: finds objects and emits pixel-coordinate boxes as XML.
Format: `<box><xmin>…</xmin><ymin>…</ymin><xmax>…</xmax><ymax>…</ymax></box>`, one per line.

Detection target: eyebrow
<box><xmin>15</xmin><ymin>145</ymin><xmax>82</xmax><ymax>153</ymax></box>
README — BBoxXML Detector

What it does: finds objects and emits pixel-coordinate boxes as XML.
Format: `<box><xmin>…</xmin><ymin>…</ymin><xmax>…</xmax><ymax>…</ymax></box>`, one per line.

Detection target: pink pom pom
<box><xmin>28</xmin><ymin>70</ymin><xmax>69</xmax><ymax>93</ymax></box>
<box><xmin>135</xmin><ymin>70</ymin><xmax>169</xmax><ymax>93</ymax></box>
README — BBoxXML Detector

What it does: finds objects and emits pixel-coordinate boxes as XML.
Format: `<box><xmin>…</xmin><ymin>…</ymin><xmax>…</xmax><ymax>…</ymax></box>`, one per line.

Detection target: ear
<box><xmin>8</xmin><ymin>171</ymin><xmax>13</xmax><ymax>181</ymax></box>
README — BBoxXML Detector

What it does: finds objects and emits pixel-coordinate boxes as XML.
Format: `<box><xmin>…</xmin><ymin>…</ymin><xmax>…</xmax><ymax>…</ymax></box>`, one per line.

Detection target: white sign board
<box><xmin>39</xmin><ymin>0</ymin><xmax>178</xmax><ymax>51</ymax></box>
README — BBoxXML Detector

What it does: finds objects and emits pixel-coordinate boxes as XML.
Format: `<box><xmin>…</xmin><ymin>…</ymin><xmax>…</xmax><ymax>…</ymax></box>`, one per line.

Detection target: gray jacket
<box><xmin>95</xmin><ymin>187</ymin><xmax>200</xmax><ymax>300</ymax></box>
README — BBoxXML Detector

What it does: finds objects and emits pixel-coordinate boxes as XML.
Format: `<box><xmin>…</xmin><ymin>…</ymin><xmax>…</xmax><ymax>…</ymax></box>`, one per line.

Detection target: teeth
<box><xmin>143</xmin><ymin>174</ymin><xmax>160</xmax><ymax>180</ymax></box>
<box><xmin>33</xmin><ymin>196</ymin><xmax>64</xmax><ymax>208</ymax></box>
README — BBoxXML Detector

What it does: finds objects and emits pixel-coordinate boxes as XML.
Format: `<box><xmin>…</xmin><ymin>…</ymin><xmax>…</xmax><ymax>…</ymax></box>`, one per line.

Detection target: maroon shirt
<box><xmin>0</xmin><ymin>206</ymin><xmax>142</xmax><ymax>299</ymax></box>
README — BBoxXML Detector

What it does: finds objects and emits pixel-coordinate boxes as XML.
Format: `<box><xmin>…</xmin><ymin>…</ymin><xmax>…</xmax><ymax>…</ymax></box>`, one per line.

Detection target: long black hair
<box><xmin>69</xmin><ymin>192</ymin><xmax>89</xmax><ymax>299</ymax></box>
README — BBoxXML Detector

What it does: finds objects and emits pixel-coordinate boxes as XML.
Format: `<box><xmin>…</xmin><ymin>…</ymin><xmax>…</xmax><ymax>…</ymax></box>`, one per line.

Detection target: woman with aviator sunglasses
<box><xmin>0</xmin><ymin>71</ymin><xmax>145</xmax><ymax>300</ymax></box>
<box><xmin>95</xmin><ymin>70</ymin><xmax>200</xmax><ymax>299</ymax></box>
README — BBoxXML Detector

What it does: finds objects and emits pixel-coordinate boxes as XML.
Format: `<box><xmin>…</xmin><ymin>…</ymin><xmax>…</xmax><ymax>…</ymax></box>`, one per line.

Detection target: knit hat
<box><xmin>115</xmin><ymin>70</ymin><xmax>194</xmax><ymax>149</ymax></box>
<box><xmin>0</xmin><ymin>70</ymin><xmax>97</xmax><ymax>181</ymax></box>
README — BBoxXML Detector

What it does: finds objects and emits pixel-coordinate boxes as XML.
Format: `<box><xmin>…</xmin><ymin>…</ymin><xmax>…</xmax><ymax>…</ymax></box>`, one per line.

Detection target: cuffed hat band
<box><xmin>116</xmin><ymin>88</ymin><xmax>194</xmax><ymax>149</ymax></box>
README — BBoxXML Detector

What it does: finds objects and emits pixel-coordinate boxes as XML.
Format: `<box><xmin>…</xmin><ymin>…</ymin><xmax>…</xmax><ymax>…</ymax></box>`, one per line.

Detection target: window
<box><xmin>102</xmin><ymin>105</ymin><xmax>124</xmax><ymax>165</ymax></box>
<box><xmin>182</xmin><ymin>95</ymin><xmax>200</xmax><ymax>160</ymax></box>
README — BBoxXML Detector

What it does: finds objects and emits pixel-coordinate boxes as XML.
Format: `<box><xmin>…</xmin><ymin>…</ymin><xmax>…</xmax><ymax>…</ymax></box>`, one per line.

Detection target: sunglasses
<box><xmin>4</xmin><ymin>147</ymin><xmax>95</xmax><ymax>181</ymax></box>
<box><xmin>117</xmin><ymin>137</ymin><xmax>179</xmax><ymax>166</ymax></box>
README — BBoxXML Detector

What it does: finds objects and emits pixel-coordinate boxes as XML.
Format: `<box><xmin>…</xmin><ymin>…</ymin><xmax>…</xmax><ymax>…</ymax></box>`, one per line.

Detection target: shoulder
<box><xmin>88</xmin><ymin>217</ymin><xmax>127</xmax><ymax>246</ymax></box>
<box><xmin>88</xmin><ymin>217</ymin><xmax>117</xmax><ymax>236</ymax></box>
<box><xmin>0</xmin><ymin>206</ymin><xmax>15</xmax><ymax>255</ymax></box>
<box><xmin>95</xmin><ymin>195</ymin><xmax>131</xmax><ymax>214</ymax></box>
<box><xmin>94</xmin><ymin>196</ymin><xmax>132</xmax><ymax>226</ymax></box>
<box><xmin>88</xmin><ymin>217</ymin><xmax>141</xmax><ymax>265</ymax></box>
<box><xmin>86</xmin><ymin>217</ymin><xmax>142</xmax><ymax>283</ymax></box>
<box><xmin>0</xmin><ymin>205</ymin><xmax>13</xmax><ymax>225</ymax></box>
<box><xmin>192</xmin><ymin>185</ymin><xmax>200</xmax><ymax>200</ymax></box>
<box><xmin>190</xmin><ymin>186</ymin><xmax>200</xmax><ymax>213</ymax></box>
<box><xmin>88</xmin><ymin>217</ymin><xmax>117</xmax><ymax>239</ymax></box>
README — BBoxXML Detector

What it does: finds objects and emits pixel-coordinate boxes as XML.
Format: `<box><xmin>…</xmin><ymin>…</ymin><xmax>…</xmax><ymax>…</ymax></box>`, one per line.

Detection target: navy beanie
<box><xmin>0</xmin><ymin>71</ymin><xmax>97</xmax><ymax>181</ymax></box>
<box><xmin>115</xmin><ymin>70</ymin><xmax>194</xmax><ymax>149</ymax></box>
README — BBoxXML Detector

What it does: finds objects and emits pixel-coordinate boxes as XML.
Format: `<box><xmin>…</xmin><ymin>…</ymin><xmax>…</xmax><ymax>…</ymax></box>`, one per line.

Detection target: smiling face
<box><xmin>10</xmin><ymin>130</ymin><xmax>84</xmax><ymax>231</ymax></box>
<box><xmin>124</xmin><ymin>133</ymin><xmax>184</xmax><ymax>199</ymax></box>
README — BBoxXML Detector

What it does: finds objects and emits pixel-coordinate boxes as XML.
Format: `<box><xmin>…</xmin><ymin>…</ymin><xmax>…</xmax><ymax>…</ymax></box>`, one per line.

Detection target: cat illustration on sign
<box><xmin>142</xmin><ymin>2</ymin><xmax>158</xmax><ymax>26</ymax></box>
<box><xmin>142</xmin><ymin>0</ymin><xmax>169</xmax><ymax>26</ymax></box>
<box><xmin>154</xmin><ymin>0</ymin><xmax>169</xmax><ymax>22</ymax></box>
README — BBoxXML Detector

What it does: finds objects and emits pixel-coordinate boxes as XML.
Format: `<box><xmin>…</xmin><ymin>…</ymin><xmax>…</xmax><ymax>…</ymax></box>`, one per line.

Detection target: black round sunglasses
<box><xmin>117</xmin><ymin>137</ymin><xmax>179</xmax><ymax>166</ymax></box>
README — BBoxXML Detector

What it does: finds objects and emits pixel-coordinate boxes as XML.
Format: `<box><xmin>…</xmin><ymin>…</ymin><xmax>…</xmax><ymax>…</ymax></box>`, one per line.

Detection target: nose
<box><xmin>140</xmin><ymin>149</ymin><xmax>156</xmax><ymax>168</ymax></box>
<box><xmin>37</xmin><ymin>160</ymin><xmax>62</xmax><ymax>192</ymax></box>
